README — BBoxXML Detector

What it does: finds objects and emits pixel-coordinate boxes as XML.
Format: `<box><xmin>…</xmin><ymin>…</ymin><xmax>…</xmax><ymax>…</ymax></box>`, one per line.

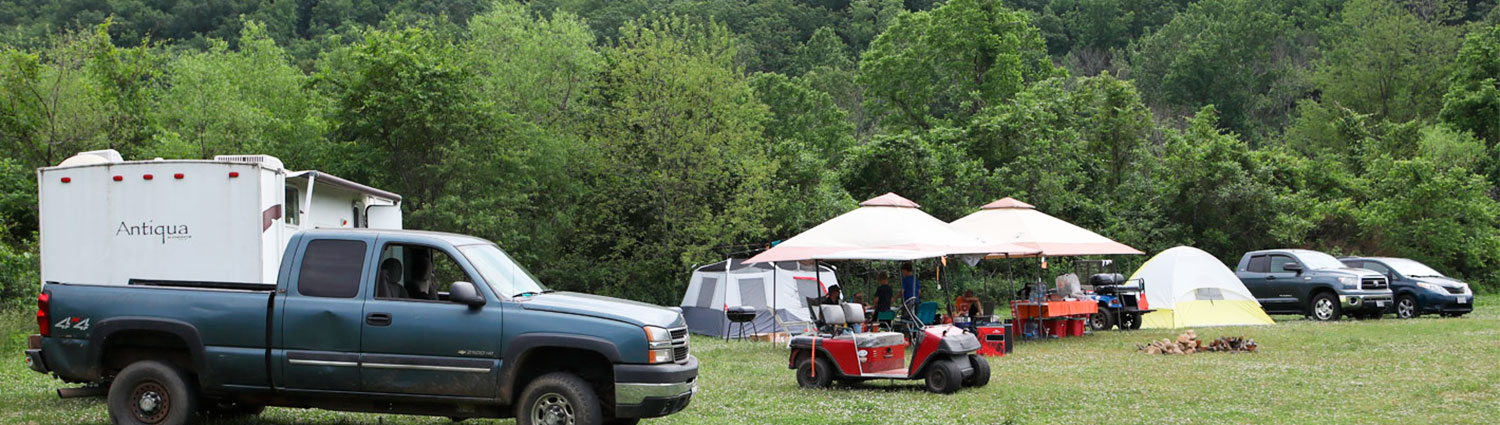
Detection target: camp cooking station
<box><xmin>1010</xmin><ymin>299</ymin><xmax>1097</xmax><ymax>339</ymax></box>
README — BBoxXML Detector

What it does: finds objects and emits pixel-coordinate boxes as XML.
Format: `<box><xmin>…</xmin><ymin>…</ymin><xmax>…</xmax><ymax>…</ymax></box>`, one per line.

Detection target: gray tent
<box><xmin>679</xmin><ymin>259</ymin><xmax>838</xmax><ymax>338</ymax></box>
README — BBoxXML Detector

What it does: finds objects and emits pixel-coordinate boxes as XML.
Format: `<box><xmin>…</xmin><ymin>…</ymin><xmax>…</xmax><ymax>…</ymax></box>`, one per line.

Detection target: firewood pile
<box><xmin>1137</xmin><ymin>330</ymin><xmax>1258</xmax><ymax>355</ymax></box>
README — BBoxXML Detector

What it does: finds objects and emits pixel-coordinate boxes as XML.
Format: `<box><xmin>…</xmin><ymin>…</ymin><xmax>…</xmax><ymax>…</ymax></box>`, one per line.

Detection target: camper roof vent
<box><xmin>213</xmin><ymin>155</ymin><xmax>284</xmax><ymax>170</ymax></box>
<box><xmin>57</xmin><ymin>149</ymin><xmax>124</xmax><ymax>167</ymax></box>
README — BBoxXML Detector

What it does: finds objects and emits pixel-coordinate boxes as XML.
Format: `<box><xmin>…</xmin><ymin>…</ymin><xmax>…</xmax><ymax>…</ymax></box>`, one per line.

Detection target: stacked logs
<box><xmin>1138</xmin><ymin>330</ymin><xmax>1258</xmax><ymax>355</ymax></box>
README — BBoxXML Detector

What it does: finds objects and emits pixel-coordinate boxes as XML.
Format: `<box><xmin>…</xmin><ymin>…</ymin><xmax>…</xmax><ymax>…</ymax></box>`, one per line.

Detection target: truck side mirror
<box><xmin>449</xmin><ymin>281</ymin><xmax>486</xmax><ymax>308</ymax></box>
<box><xmin>1281</xmin><ymin>263</ymin><xmax>1303</xmax><ymax>273</ymax></box>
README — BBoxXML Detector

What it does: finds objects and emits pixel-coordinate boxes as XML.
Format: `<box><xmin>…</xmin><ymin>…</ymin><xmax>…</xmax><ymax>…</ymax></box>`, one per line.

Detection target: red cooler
<box><xmin>976</xmin><ymin>326</ymin><xmax>1007</xmax><ymax>357</ymax></box>
<box><xmin>1067</xmin><ymin>317</ymin><xmax>1086</xmax><ymax>337</ymax></box>
<box><xmin>1045</xmin><ymin>319</ymin><xmax>1067</xmax><ymax>337</ymax></box>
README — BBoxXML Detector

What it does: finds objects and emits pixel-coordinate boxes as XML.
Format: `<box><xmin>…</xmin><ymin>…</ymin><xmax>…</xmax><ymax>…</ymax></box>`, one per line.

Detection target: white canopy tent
<box><xmin>680</xmin><ymin>260</ymin><xmax>836</xmax><ymax>337</ymax></box>
<box><xmin>950</xmin><ymin>197</ymin><xmax>1143</xmax><ymax>258</ymax></box>
<box><xmin>746</xmin><ymin>193</ymin><xmax>1039</xmax><ymax>264</ymax></box>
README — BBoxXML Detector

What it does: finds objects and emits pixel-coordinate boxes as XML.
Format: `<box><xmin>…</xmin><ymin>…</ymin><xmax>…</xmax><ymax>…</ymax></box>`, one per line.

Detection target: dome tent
<box><xmin>1135</xmin><ymin>247</ymin><xmax>1275</xmax><ymax>328</ymax></box>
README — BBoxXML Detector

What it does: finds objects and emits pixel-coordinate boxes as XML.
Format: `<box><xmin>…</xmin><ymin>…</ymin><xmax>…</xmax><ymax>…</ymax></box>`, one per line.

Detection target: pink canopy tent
<box><xmin>949</xmin><ymin>197</ymin><xmax>1143</xmax><ymax>258</ymax></box>
<box><xmin>745</xmin><ymin>193</ymin><xmax>1039</xmax><ymax>264</ymax></box>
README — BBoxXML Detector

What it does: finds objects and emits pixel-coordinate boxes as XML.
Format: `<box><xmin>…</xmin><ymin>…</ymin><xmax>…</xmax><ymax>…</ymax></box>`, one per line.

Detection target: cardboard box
<box><xmin>750</xmin><ymin>332</ymin><xmax>790</xmax><ymax>343</ymax></box>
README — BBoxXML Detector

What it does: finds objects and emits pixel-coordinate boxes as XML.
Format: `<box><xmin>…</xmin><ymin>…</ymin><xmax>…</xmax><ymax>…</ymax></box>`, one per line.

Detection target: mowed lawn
<box><xmin>3</xmin><ymin>299</ymin><xmax>1497</xmax><ymax>425</ymax></box>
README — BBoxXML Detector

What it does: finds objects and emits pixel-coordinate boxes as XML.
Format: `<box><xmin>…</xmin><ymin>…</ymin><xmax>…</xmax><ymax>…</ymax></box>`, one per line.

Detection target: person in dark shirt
<box><xmin>874</xmin><ymin>272</ymin><xmax>894</xmax><ymax>313</ymax></box>
<box><xmin>901</xmin><ymin>263</ymin><xmax>919</xmax><ymax>301</ymax></box>
<box><xmin>821</xmin><ymin>285</ymin><xmax>843</xmax><ymax>305</ymax></box>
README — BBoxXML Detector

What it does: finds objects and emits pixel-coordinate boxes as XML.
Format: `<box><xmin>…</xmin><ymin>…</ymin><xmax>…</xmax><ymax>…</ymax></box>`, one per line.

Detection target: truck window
<box><xmin>1247</xmin><ymin>255</ymin><xmax>1269</xmax><ymax>272</ymax></box>
<box><xmin>1269</xmin><ymin>255</ymin><xmax>1299</xmax><ymax>274</ymax></box>
<box><xmin>375</xmin><ymin>244</ymin><xmax>473</xmax><ymax>301</ymax></box>
<box><xmin>285</xmin><ymin>187</ymin><xmax>300</xmax><ymax>225</ymax></box>
<box><xmin>297</xmin><ymin>239</ymin><xmax>367</xmax><ymax>298</ymax></box>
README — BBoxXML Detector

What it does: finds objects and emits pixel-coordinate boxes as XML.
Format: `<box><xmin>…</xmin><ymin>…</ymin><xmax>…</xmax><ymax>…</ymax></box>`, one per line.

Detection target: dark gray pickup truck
<box><xmin>1235</xmin><ymin>249</ymin><xmax>1393</xmax><ymax>321</ymax></box>
<box><xmin>25</xmin><ymin>229</ymin><xmax>696</xmax><ymax>425</ymax></box>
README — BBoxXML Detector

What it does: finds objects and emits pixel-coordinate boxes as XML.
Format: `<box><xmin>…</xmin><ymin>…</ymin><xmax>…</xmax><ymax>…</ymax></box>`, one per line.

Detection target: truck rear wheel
<box><xmin>1310</xmin><ymin>293</ymin><xmax>1341</xmax><ymax>321</ymax></box>
<box><xmin>517</xmin><ymin>372</ymin><xmax>603</xmax><ymax>425</ymax></box>
<box><xmin>107</xmin><ymin>360</ymin><xmax>199</xmax><ymax>425</ymax></box>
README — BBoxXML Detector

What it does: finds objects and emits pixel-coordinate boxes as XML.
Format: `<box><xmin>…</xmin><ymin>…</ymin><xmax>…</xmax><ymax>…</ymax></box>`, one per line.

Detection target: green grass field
<box><xmin>4</xmin><ymin>300</ymin><xmax>1497</xmax><ymax>425</ymax></box>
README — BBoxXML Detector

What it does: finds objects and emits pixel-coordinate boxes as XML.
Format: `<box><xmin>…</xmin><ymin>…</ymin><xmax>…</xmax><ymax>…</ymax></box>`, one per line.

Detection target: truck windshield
<box><xmin>1384</xmin><ymin>258</ymin><xmax>1445</xmax><ymax>277</ymax></box>
<box><xmin>459</xmin><ymin>245</ymin><xmax>548</xmax><ymax>298</ymax></box>
<box><xmin>1299</xmin><ymin>251</ymin><xmax>1348</xmax><ymax>270</ymax></box>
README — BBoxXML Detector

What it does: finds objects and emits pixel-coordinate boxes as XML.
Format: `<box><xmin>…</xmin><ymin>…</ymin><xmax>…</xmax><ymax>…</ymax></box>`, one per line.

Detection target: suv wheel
<box><xmin>1310</xmin><ymin>293</ymin><xmax>1341</xmax><ymax>321</ymax></box>
<box><xmin>1395</xmin><ymin>295</ymin><xmax>1418</xmax><ymax>319</ymax></box>
<box><xmin>108</xmin><ymin>360</ymin><xmax>199</xmax><ymax>425</ymax></box>
<box><xmin>517</xmin><ymin>372</ymin><xmax>603</xmax><ymax>425</ymax></box>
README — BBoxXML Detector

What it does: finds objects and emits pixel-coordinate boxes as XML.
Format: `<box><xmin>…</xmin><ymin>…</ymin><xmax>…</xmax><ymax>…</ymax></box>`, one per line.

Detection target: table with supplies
<box><xmin>1011</xmin><ymin>299</ymin><xmax>1097</xmax><ymax>339</ymax></box>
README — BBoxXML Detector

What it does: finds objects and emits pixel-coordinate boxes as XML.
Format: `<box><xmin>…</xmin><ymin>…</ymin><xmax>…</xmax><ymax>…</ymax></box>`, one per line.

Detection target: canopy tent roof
<box><xmin>950</xmin><ymin>197</ymin><xmax>1143</xmax><ymax>258</ymax></box>
<box><xmin>745</xmin><ymin>193</ymin><xmax>1039</xmax><ymax>263</ymax></box>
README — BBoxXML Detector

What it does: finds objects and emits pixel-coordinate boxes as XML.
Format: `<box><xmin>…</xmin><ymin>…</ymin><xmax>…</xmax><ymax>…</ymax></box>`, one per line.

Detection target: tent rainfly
<box><xmin>680</xmin><ymin>259</ymin><xmax>835</xmax><ymax>337</ymax></box>
<box><xmin>745</xmin><ymin>193</ymin><xmax>1038</xmax><ymax>264</ymax></box>
<box><xmin>949</xmin><ymin>197</ymin><xmax>1143</xmax><ymax>258</ymax></box>
<box><xmin>1134</xmin><ymin>246</ymin><xmax>1275</xmax><ymax>328</ymax></box>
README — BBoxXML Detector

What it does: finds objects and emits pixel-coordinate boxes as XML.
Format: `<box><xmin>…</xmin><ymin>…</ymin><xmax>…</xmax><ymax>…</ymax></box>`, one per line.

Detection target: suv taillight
<box><xmin>37</xmin><ymin>292</ymin><xmax>49</xmax><ymax>337</ymax></box>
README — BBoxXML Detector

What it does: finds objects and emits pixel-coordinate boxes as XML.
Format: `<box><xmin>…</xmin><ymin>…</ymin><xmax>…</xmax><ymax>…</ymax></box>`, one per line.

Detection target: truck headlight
<box><xmin>645</xmin><ymin>326</ymin><xmax>673</xmax><ymax>364</ymax></box>
<box><xmin>1338</xmin><ymin>277</ymin><xmax>1358</xmax><ymax>289</ymax></box>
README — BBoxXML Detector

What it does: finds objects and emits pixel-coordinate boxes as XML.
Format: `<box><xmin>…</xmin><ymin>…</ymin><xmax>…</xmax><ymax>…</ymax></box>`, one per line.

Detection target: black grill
<box><xmin>1361</xmin><ymin>277</ymin><xmax>1387</xmax><ymax>290</ymax></box>
<box><xmin>1446</xmin><ymin>286</ymin><xmax>1465</xmax><ymax>294</ymax></box>
<box><xmin>670</xmin><ymin>327</ymin><xmax>689</xmax><ymax>362</ymax></box>
<box><xmin>673</xmin><ymin>346</ymin><xmax>689</xmax><ymax>362</ymax></box>
<box><xmin>670</xmin><ymin>328</ymin><xmax>687</xmax><ymax>340</ymax></box>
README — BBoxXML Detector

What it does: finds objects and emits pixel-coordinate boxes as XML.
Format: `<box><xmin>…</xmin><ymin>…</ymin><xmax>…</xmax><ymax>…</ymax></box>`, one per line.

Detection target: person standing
<box><xmin>901</xmin><ymin>263</ymin><xmax>919</xmax><ymax>302</ymax></box>
<box><xmin>874</xmin><ymin>272</ymin><xmax>894</xmax><ymax>314</ymax></box>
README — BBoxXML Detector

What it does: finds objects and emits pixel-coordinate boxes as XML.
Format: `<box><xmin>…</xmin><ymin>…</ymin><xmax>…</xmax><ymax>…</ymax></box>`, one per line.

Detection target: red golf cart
<box><xmin>787</xmin><ymin>299</ymin><xmax>991</xmax><ymax>393</ymax></box>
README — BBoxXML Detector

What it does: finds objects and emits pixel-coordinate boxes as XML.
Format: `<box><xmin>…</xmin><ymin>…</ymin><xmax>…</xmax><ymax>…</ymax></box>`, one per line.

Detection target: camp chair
<box><xmin>771</xmin><ymin>307</ymin><xmax>816</xmax><ymax>336</ymax></box>
<box><xmin>916</xmin><ymin>301</ymin><xmax>938</xmax><ymax>325</ymax></box>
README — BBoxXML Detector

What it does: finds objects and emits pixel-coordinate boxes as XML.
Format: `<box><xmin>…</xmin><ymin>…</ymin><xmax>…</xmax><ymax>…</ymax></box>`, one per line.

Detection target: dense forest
<box><xmin>3</xmin><ymin>0</ymin><xmax>1499</xmax><ymax>307</ymax></box>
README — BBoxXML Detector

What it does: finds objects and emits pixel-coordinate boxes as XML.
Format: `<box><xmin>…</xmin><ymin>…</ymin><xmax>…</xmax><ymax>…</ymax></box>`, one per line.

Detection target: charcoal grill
<box><xmin>725</xmin><ymin>306</ymin><xmax>758</xmax><ymax>340</ymax></box>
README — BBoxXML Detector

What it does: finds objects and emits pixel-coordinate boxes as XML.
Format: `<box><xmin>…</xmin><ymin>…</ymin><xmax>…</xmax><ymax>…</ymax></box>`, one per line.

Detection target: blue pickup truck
<box><xmin>25</xmin><ymin>229</ymin><xmax>697</xmax><ymax>425</ymax></box>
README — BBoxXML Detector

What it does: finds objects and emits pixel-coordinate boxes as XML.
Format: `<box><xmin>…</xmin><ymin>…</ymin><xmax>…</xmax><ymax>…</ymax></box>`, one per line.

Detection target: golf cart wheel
<box><xmin>962</xmin><ymin>354</ymin><xmax>990</xmax><ymax>388</ymax></box>
<box><xmin>1088</xmin><ymin>310</ymin><xmax>1114</xmax><ymax>331</ymax></box>
<box><xmin>795</xmin><ymin>357</ymin><xmax>834</xmax><ymax>389</ymax></box>
<box><xmin>1310</xmin><ymin>292</ymin><xmax>1341</xmax><ymax>321</ymax></box>
<box><xmin>516</xmin><ymin>372</ymin><xmax>603</xmax><ymax>425</ymax></box>
<box><xmin>107</xmin><ymin>360</ymin><xmax>199</xmax><ymax>425</ymax></box>
<box><xmin>1395</xmin><ymin>295</ymin><xmax>1418</xmax><ymax>319</ymax></box>
<box><xmin>1118</xmin><ymin>313</ymin><xmax>1141</xmax><ymax>330</ymax></box>
<box><xmin>923</xmin><ymin>359</ymin><xmax>963</xmax><ymax>394</ymax></box>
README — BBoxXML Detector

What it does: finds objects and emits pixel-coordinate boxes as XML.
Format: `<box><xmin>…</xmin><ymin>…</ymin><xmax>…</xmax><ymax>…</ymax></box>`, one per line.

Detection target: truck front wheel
<box><xmin>517</xmin><ymin>372</ymin><xmax>603</xmax><ymax>425</ymax></box>
<box><xmin>1310</xmin><ymin>293</ymin><xmax>1341</xmax><ymax>321</ymax></box>
<box><xmin>107</xmin><ymin>360</ymin><xmax>199</xmax><ymax>425</ymax></box>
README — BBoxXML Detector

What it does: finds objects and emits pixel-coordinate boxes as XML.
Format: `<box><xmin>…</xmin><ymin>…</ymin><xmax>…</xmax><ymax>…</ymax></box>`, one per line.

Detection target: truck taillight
<box><xmin>37</xmin><ymin>292</ymin><xmax>50</xmax><ymax>337</ymax></box>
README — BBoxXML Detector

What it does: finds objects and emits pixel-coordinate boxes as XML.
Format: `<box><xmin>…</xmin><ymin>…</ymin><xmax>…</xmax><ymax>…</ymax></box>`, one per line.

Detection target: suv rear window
<box><xmin>298</xmin><ymin>239</ymin><xmax>367</xmax><ymax>298</ymax></box>
<box><xmin>1247</xmin><ymin>255</ymin><xmax>1269</xmax><ymax>272</ymax></box>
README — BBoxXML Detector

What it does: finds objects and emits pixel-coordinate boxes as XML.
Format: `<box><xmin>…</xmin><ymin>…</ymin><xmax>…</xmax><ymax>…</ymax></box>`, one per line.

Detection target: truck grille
<box><xmin>1361</xmin><ymin>277</ymin><xmax>1388</xmax><ymax>290</ymax></box>
<box><xmin>670</xmin><ymin>328</ymin><xmax>689</xmax><ymax>363</ymax></box>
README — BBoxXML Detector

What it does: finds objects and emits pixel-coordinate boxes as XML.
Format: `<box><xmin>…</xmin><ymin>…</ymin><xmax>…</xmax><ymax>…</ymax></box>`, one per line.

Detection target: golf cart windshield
<box><xmin>460</xmin><ymin>244</ymin><xmax>548</xmax><ymax>298</ymax></box>
<box><xmin>1299</xmin><ymin>252</ymin><xmax>1347</xmax><ymax>270</ymax></box>
<box><xmin>1384</xmin><ymin>258</ymin><xmax>1445</xmax><ymax>277</ymax></box>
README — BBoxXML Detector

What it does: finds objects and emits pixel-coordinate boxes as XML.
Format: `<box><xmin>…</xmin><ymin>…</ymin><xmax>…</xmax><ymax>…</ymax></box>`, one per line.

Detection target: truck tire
<box><xmin>107</xmin><ymin>360</ymin><xmax>199</xmax><ymax>425</ymax></box>
<box><xmin>1088</xmin><ymin>309</ymin><xmax>1115</xmax><ymax>331</ymax></box>
<box><xmin>923</xmin><ymin>359</ymin><xmax>963</xmax><ymax>394</ymax></box>
<box><xmin>962</xmin><ymin>354</ymin><xmax>990</xmax><ymax>388</ymax></box>
<box><xmin>517</xmin><ymin>372</ymin><xmax>603</xmax><ymax>425</ymax></box>
<box><xmin>1395</xmin><ymin>295</ymin><xmax>1419</xmax><ymax>319</ymax></box>
<box><xmin>1310</xmin><ymin>292</ymin><xmax>1341</xmax><ymax>321</ymax></box>
<box><xmin>795</xmin><ymin>357</ymin><xmax>834</xmax><ymax>389</ymax></box>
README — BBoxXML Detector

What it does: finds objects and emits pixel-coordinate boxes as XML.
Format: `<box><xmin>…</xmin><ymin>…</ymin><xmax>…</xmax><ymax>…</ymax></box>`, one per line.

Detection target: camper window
<box><xmin>375</xmin><ymin>243</ymin><xmax>473</xmax><ymax>302</ymax></box>
<box><xmin>285</xmin><ymin>187</ymin><xmax>300</xmax><ymax>225</ymax></box>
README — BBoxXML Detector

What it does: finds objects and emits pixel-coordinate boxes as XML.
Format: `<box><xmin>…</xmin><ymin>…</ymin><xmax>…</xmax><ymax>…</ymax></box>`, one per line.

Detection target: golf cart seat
<box><xmin>841</xmin><ymin>303</ymin><xmax>865</xmax><ymax>324</ymax></box>
<box><xmin>818</xmin><ymin>304</ymin><xmax>846</xmax><ymax>325</ymax></box>
<box><xmin>833</xmin><ymin>331</ymin><xmax>906</xmax><ymax>348</ymax></box>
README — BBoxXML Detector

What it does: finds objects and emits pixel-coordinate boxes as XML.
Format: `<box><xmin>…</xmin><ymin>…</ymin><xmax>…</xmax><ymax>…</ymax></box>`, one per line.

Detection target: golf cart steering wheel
<box><xmin>901</xmin><ymin>297</ymin><xmax>925</xmax><ymax>346</ymax></box>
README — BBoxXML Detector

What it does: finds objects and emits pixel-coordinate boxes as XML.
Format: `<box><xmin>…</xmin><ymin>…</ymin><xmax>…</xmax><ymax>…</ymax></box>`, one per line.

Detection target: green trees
<box><xmin>1314</xmin><ymin>0</ymin><xmax>1462</xmax><ymax>123</ymax></box>
<box><xmin>1440</xmin><ymin>25</ymin><xmax>1500</xmax><ymax>147</ymax></box>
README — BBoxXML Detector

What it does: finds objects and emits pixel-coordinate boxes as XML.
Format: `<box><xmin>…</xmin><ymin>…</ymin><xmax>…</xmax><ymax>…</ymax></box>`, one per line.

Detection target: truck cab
<box><xmin>27</xmin><ymin>229</ymin><xmax>697</xmax><ymax>425</ymax></box>
<box><xmin>1234</xmin><ymin>249</ymin><xmax>1393</xmax><ymax>321</ymax></box>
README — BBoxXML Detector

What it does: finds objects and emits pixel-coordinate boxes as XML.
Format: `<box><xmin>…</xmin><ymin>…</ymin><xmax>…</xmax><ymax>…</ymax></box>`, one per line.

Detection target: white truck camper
<box><xmin>38</xmin><ymin>149</ymin><xmax>402</xmax><ymax>288</ymax></box>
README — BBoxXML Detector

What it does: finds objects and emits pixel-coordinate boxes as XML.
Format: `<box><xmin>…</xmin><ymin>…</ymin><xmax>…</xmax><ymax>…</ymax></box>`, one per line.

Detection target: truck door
<box><xmin>1264</xmin><ymin>255</ymin><xmax>1303</xmax><ymax>308</ymax></box>
<box><xmin>1240</xmin><ymin>255</ymin><xmax>1273</xmax><ymax>299</ymax></box>
<box><xmin>278</xmin><ymin>237</ymin><xmax>372</xmax><ymax>392</ymax></box>
<box><xmin>359</xmin><ymin>239</ymin><xmax>501</xmax><ymax>398</ymax></box>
